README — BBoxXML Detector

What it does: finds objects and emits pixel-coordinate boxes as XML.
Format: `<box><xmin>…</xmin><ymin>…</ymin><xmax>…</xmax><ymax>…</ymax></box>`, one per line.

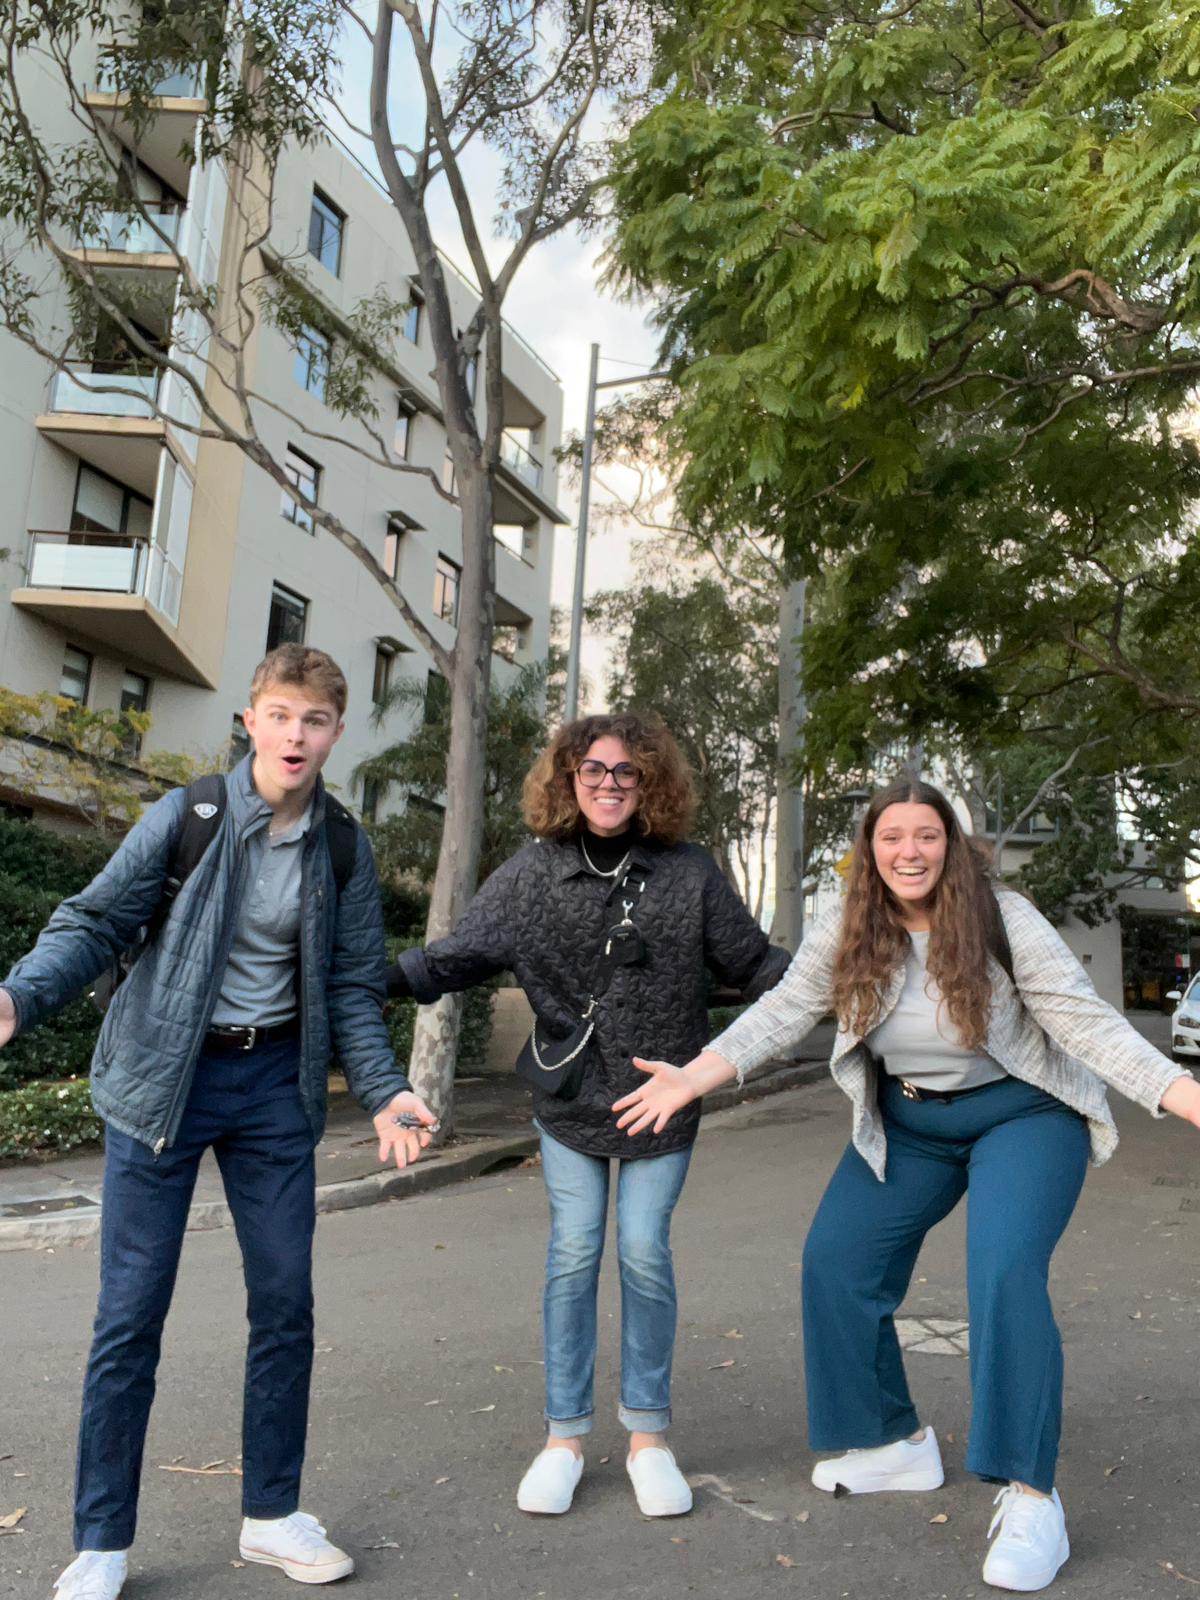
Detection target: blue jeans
<box><xmin>802</xmin><ymin>1075</ymin><xmax>1090</xmax><ymax>1493</ymax></box>
<box><xmin>74</xmin><ymin>1036</ymin><xmax>317</xmax><ymax>1551</ymax></box>
<box><xmin>537</xmin><ymin>1124</ymin><xmax>692</xmax><ymax>1438</ymax></box>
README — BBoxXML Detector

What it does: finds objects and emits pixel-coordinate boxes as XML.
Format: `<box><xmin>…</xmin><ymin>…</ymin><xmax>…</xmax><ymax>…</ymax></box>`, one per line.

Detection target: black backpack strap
<box><xmin>147</xmin><ymin>773</ymin><xmax>227</xmax><ymax>938</ymax></box>
<box><xmin>322</xmin><ymin>794</ymin><xmax>358</xmax><ymax>897</ymax></box>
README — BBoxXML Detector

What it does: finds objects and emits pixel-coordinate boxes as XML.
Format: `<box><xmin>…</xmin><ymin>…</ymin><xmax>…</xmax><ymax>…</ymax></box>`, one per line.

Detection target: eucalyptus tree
<box><xmin>0</xmin><ymin>0</ymin><xmax>659</xmax><ymax>1124</ymax></box>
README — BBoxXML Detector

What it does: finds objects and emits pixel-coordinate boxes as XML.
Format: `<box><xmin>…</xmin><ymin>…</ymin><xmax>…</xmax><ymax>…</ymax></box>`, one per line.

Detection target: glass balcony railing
<box><xmin>26</xmin><ymin>532</ymin><xmax>149</xmax><ymax>594</ymax></box>
<box><xmin>500</xmin><ymin>430</ymin><xmax>544</xmax><ymax>491</ymax></box>
<box><xmin>80</xmin><ymin>205</ymin><xmax>182</xmax><ymax>254</ymax></box>
<box><xmin>48</xmin><ymin>365</ymin><xmax>160</xmax><ymax>420</ymax></box>
<box><xmin>95</xmin><ymin>57</ymin><xmax>206</xmax><ymax>100</ymax></box>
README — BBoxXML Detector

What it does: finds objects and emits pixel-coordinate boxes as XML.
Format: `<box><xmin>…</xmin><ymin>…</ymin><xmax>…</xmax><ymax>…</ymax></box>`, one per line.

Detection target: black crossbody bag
<box><xmin>514</xmin><ymin>864</ymin><xmax>647</xmax><ymax>1100</ymax></box>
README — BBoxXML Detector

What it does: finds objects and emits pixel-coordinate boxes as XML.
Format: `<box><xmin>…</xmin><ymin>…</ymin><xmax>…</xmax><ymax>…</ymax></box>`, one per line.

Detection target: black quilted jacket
<box><xmin>387</xmin><ymin>835</ymin><xmax>790</xmax><ymax>1158</ymax></box>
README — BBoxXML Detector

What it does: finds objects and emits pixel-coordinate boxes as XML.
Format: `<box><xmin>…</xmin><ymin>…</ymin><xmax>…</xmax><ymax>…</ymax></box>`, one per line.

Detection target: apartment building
<box><xmin>0</xmin><ymin>31</ymin><xmax>567</xmax><ymax>821</ymax></box>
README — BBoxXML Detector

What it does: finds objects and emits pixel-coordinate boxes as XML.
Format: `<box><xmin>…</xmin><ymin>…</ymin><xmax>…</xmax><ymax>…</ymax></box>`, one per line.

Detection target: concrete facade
<box><xmin>0</xmin><ymin>27</ymin><xmax>566</xmax><ymax>818</ymax></box>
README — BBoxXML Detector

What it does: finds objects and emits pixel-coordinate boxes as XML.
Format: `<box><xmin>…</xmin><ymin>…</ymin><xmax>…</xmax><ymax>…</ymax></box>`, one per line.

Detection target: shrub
<box><xmin>0</xmin><ymin>1076</ymin><xmax>102</xmax><ymax>1160</ymax></box>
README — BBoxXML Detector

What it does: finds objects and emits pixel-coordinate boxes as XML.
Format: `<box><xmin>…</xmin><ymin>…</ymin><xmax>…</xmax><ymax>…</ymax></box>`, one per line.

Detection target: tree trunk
<box><xmin>771</xmin><ymin>578</ymin><xmax>807</xmax><ymax>950</ymax></box>
<box><xmin>406</xmin><ymin>463</ymin><xmax>497</xmax><ymax>1134</ymax></box>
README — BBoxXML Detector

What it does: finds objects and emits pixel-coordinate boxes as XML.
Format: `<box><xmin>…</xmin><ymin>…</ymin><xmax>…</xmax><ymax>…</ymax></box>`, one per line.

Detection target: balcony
<box><xmin>500</xmin><ymin>430</ymin><xmax>543</xmax><ymax>492</ymax></box>
<box><xmin>37</xmin><ymin>365</ymin><xmax>174</xmax><ymax>498</ymax></box>
<box><xmin>13</xmin><ymin>532</ymin><xmax>204</xmax><ymax>683</ymax></box>
<box><xmin>85</xmin><ymin>51</ymin><xmax>208</xmax><ymax>194</ymax></box>
<box><xmin>72</xmin><ymin>203</ymin><xmax>183</xmax><ymax>269</ymax></box>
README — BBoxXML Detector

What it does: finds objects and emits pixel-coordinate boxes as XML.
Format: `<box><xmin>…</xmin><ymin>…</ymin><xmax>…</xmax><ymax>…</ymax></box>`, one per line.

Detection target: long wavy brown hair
<box><xmin>831</xmin><ymin>779</ymin><xmax>1010</xmax><ymax>1049</ymax></box>
<box><xmin>522</xmin><ymin>712</ymin><xmax>696</xmax><ymax>845</ymax></box>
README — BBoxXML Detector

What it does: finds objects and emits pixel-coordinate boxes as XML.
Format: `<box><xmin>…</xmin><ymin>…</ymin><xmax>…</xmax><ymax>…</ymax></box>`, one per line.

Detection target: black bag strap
<box><xmin>322</xmin><ymin>794</ymin><xmax>357</xmax><ymax>896</ymax></box>
<box><xmin>579</xmin><ymin>864</ymin><xmax>648</xmax><ymax>1017</ymax></box>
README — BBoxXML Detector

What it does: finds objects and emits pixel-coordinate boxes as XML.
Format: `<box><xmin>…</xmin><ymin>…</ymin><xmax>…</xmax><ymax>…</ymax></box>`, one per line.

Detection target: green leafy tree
<box><xmin>0</xmin><ymin>0</ymin><xmax>663</xmax><ymax>1127</ymax></box>
<box><xmin>605</xmin><ymin>0</ymin><xmax>1200</xmax><ymax>914</ymax></box>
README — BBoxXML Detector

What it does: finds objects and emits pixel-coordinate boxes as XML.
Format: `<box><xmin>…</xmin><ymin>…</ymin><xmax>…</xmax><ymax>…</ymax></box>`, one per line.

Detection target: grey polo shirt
<box><xmin>210</xmin><ymin>802</ymin><xmax>313</xmax><ymax>1028</ymax></box>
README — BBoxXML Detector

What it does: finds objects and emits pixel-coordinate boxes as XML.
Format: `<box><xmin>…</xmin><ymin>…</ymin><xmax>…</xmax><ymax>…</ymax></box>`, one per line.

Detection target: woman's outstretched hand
<box><xmin>1161</xmin><ymin>1075</ymin><xmax>1200</xmax><ymax>1129</ymax></box>
<box><xmin>613</xmin><ymin>1058</ymin><xmax>699</xmax><ymax>1136</ymax></box>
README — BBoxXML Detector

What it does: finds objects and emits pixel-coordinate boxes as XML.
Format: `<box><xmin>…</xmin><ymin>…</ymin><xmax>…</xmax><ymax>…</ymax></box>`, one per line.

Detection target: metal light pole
<box><xmin>563</xmin><ymin>345</ymin><xmax>670</xmax><ymax>722</ymax></box>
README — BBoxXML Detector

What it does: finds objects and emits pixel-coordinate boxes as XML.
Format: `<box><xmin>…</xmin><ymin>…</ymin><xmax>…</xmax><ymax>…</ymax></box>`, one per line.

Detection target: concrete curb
<box><xmin>0</xmin><ymin>1060</ymin><xmax>825</xmax><ymax>1251</ymax></box>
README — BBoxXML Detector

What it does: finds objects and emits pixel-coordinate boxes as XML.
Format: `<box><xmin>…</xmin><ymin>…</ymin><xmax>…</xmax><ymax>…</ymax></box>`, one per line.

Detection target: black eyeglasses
<box><xmin>575</xmin><ymin>759</ymin><xmax>642</xmax><ymax>791</ymax></box>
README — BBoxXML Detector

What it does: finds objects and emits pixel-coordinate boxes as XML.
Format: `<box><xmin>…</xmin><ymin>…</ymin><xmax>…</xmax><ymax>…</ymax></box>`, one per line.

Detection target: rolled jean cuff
<box><xmin>619</xmin><ymin>1403</ymin><xmax>671</xmax><ymax>1434</ymax></box>
<box><xmin>546</xmin><ymin>1412</ymin><xmax>593</xmax><ymax>1440</ymax></box>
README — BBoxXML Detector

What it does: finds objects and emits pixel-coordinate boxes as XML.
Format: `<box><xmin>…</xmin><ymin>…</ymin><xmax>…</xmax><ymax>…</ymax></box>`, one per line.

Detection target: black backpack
<box><xmin>87</xmin><ymin>773</ymin><xmax>358</xmax><ymax>1013</ymax></box>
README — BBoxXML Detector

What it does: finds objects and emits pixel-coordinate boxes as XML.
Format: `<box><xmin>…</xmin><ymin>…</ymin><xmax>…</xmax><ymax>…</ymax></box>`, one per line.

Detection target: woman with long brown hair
<box><xmin>386</xmin><ymin>712</ymin><xmax>787</xmax><ymax>1520</ymax></box>
<box><xmin>617</xmin><ymin>778</ymin><xmax>1200</xmax><ymax>1592</ymax></box>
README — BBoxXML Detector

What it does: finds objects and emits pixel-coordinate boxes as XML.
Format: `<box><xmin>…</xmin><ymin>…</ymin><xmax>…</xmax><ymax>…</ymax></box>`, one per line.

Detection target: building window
<box><xmin>308</xmin><ymin>189</ymin><xmax>344</xmax><ymax>276</ymax></box>
<box><xmin>424</xmin><ymin>669</ymin><xmax>449</xmax><ymax>725</ymax></box>
<box><xmin>403</xmin><ymin>282</ymin><xmax>423</xmax><ymax>343</ymax></box>
<box><xmin>59</xmin><ymin>645</ymin><xmax>92</xmax><ymax>704</ymax></box>
<box><xmin>383</xmin><ymin>511</ymin><xmax>421</xmax><ymax>581</ymax></box>
<box><xmin>395</xmin><ymin>398</ymin><xmax>414</xmax><ymax>459</ymax></box>
<box><xmin>372</xmin><ymin>645</ymin><xmax>395</xmax><ymax>707</ymax></box>
<box><xmin>294</xmin><ymin>324</ymin><xmax>331</xmax><ymax>402</ymax></box>
<box><xmin>119</xmin><ymin>669</ymin><xmax>151</xmax><ymax>756</ymax></box>
<box><xmin>266</xmin><ymin>582</ymin><xmax>308</xmax><ymax>650</ymax></box>
<box><xmin>281</xmin><ymin>445</ymin><xmax>320</xmax><ymax>532</ymax></box>
<box><xmin>228</xmin><ymin>712</ymin><xmax>251</xmax><ymax>769</ymax></box>
<box><xmin>361</xmin><ymin>776</ymin><xmax>381</xmax><ymax>823</ymax></box>
<box><xmin>433</xmin><ymin>554</ymin><xmax>460</xmax><ymax>625</ymax></box>
<box><xmin>72</xmin><ymin>463</ymin><xmax>151</xmax><ymax>537</ymax></box>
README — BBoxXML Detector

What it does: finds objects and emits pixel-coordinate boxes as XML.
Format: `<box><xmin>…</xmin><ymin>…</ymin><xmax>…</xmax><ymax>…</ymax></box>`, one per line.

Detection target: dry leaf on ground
<box><xmin>0</xmin><ymin>1509</ymin><xmax>26</xmax><ymax>1533</ymax></box>
<box><xmin>775</xmin><ymin>1554</ymin><xmax>796</xmax><ymax>1568</ymax></box>
<box><xmin>470</xmin><ymin>1405</ymin><xmax>496</xmax><ymax>1414</ymax></box>
<box><xmin>929</xmin><ymin>1513</ymin><xmax>950</xmax><ymax>1525</ymax></box>
<box><xmin>434</xmin><ymin>1476</ymin><xmax>451</xmax><ymax>1485</ymax></box>
<box><xmin>795</xmin><ymin>1511</ymin><xmax>810</xmax><ymax>1524</ymax></box>
<box><xmin>708</xmin><ymin>1359</ymin><xmax>736</xmax><ymax>1371</ymax></box>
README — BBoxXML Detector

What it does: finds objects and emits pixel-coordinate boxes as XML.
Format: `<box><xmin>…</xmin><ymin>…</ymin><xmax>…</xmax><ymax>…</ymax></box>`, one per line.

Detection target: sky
<box><xmin>331</xmin><ymin>11</ymin><xmax>666</xmax><ymax>709</ymax></box>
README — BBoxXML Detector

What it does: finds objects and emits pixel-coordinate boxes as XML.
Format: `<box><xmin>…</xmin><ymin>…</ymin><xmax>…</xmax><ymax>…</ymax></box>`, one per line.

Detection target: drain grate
<box><xmin>0</xmin><ymin>1194</ymin><xmax>97</xmax><ymax>1217</ymax></box>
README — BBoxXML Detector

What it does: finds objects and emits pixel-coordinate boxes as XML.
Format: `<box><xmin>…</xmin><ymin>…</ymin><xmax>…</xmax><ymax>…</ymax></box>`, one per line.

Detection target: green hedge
<box><xmin>0</xmin><ymin>1076</ymin><xmax>102</xmax><ymax>1159</ymax></box>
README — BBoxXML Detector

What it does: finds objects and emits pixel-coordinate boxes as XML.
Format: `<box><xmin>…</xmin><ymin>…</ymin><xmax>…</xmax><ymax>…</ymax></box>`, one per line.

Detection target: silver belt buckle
<box><xmin>900</xmin><ymin>1080</ymin><xmax>920</xmax><ymax>1101</ymax></box>
<box><xmin>240</xmin><ymin>1026</ymin><xmax>257</xmax><ymax>1052</ymax></box>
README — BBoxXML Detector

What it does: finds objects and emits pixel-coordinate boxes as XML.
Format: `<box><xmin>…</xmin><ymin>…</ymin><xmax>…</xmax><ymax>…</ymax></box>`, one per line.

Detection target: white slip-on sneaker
<box><xmin>517</xmin><ymin>1447</ymin><xmax>584</xmax><ymax>1514</ymax></box>
<box><xmin>52</xmin><ymin>1550</ymin><xmax>129</xmax><ymax>1600</ymax></box>
<box><xmin>238</xmin><ymin>1512</ymin><xmax>354</xmax><ymax>1585</ymax></box>
<box><xmin>982</xmin><ymin>1485</ymin><xmax>1070</xmax><ymax>1592</ymax></box>
<box><xmin>811</xmin><ymin>1426</ymin><xmax>945</xmax><ymax>1494</ymax></box>
<box><xmin>626</xmin><ymin>1446</ymin><xmax>693</xmax><ymax>1517</ymax></box>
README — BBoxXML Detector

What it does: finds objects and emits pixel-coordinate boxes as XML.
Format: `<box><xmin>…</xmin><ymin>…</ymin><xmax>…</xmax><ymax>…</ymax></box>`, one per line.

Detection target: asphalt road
<box><xmin>1</xmin><ymin>1067</ymin><xmax>1197</xmax><ymax>1600</ymax></box>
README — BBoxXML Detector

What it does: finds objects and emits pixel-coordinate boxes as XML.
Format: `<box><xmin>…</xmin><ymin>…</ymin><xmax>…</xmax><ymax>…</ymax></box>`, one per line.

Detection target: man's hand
<box><xmin>0</xmin><ymin>989</ymin><xmax>15</xmax><ymax>1051</ymax></box>
<box><xmin>1161</xmin><ymin>1074</ymin><xmax>1200</xmax><ymax>1130</ymax></box>
<box><xmin>373</xmin><ymin>1091</ymin><xmax>439</xmax><ymax>1169</ymax></box>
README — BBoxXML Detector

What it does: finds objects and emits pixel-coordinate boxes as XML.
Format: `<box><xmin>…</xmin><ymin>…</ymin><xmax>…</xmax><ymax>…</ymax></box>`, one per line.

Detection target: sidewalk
<box><xmin>0</xmin><ymin>1023</ymin><xmax>837</xmax><ymax>1250</ymax></box>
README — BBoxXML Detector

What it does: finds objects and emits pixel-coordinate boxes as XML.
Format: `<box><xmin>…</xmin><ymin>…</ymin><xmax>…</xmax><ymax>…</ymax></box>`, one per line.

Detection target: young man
<box><xmin>0</xmin><ymin>644</ymin><xmax>436</xmax><ymax>1599</ymax></box>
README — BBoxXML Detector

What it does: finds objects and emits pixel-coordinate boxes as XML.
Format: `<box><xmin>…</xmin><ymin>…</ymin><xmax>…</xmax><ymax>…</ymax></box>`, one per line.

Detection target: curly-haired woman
<box><xmin>617</xmin><ymin>778</ymin><xmax>1200</xmax><ymax>1592</ymax></box>
<box><xmin>386</xmin><ymin>713</ymin><xmax>787</xmax><ymax>1520</ymax></box>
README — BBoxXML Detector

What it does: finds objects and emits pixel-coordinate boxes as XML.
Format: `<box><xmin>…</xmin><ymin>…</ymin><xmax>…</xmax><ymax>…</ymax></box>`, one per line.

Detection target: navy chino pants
<box><xmin>802</xmin><ymin>1074</ymin><xmax>1090</xmax><ymax>1494</ymax></box>
<box><xmin>74</xmin><ymin>1035</ymin><xmax>316</xmax><ymax>1551</ymax></box>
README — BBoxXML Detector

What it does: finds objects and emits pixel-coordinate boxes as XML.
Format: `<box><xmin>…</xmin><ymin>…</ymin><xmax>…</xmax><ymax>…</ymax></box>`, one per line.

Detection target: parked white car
<box><xmin>1165</xmin><ymin>974</ymin><xmax>1200</xmax><ymax>1063</ymax></box>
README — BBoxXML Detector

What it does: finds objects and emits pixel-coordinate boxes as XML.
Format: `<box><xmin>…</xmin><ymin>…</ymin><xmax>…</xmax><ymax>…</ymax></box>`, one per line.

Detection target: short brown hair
<box><xmin>249</xmin><ymin>644</ymin><xmax>348</xmax><ymax>717</ymax></box>
<box><xmin>522</xmin><ymin>712</ymin><xmax>696</xmax><ymax>844</ymax></box>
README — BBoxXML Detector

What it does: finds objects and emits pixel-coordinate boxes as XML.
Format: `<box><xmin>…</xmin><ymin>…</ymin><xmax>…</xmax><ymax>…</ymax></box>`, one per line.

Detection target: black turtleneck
<box><xmin>577</xmin><ymin>826</ymin><xmax>633</xmax><ymax>875</ymax></box>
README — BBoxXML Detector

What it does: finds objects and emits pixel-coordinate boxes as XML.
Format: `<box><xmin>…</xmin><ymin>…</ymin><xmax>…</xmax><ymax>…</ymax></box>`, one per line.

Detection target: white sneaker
<box><xmin>811</xmin><ymin>1426</ymin><xmax>945</xmax><ymax>1494</ymax></box>
<box><xmin>52</xmin><ymin>1551</ymin><xmax>128</xmax><ymax>1600</ymax></box>
<box><xmin>626</xmin><ymin>1446</ymin><xmax>693</xmax><ymax>1517</ymax></box>
<box><xmin>238</xmin><ymin>1512</ymin><xmax>354</xmax><ymax>1585</ymax></box>
<box><xmin>517</xmin><ymin>1446</ymin><xmax>584</xmax><ymax>1514</ymax></box>
<box><xmin>983</xmin><ymin>1485</ymin><xmax>1069</xmax><ymax>1592</ymax></box>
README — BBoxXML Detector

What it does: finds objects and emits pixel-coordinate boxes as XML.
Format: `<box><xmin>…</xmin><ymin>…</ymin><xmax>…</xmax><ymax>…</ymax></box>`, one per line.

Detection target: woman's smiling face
<box><xmin>573</xmin><ymin>735</ymin><xmax>641</xmax><ymax>837</ymax></box>
<box><xmin>870</xmin><ymin>802</ymin><xmax>948</xmax><ymax>916</ymax></box>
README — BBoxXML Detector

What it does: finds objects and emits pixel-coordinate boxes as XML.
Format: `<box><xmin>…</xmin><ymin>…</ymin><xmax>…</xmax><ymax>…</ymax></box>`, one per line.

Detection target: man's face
<box><xmin>243</xmin><ymin>684</ymin><xmax>343</xmax><ymax>805</ymax></box>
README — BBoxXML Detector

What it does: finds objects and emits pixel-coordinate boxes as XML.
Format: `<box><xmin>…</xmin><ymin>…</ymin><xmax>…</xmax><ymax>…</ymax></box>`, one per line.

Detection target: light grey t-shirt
<box><xmin>210</xmin><ymin>803</ymin><xmax>312</xmax><ymax>1028</ymax></box>
<box><xmin>866</xmin><ymin>930</ymin><xmax>1008</xmax><ymax>1092</ymax></box>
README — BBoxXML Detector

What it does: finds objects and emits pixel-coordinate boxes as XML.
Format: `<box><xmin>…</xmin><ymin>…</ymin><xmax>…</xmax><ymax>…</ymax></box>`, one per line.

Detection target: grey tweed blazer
<box><xmin>709</xmin><ymin>889</ymin><xmax>1189</xmax><ymax>1180</ymax></box>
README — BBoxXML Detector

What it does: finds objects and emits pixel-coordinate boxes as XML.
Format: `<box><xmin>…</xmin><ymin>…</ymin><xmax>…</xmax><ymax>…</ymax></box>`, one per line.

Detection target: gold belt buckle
<box><xmin>900</xmin><ymin>1080</ymin><xmax>920</xmax><ymax>1101</ymax></box>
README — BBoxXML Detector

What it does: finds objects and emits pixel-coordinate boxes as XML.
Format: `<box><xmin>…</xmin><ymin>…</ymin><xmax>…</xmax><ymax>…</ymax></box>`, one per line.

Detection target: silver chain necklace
<box><xmin>580</xmin><ymin>834</ymin><xmax>632</xmax><ymax>879</ymax></box>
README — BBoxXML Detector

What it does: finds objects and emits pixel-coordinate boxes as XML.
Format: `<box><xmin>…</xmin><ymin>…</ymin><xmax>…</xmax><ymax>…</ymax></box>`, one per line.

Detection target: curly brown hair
<box><xmin>831</xmin><ymin>779</ymin><xmax>1009</xmax><ymax>1050</ymax></box>
<box><xmin>522</xmin><ymin>712</ymin><xmax>696</xmax><ymax>845</ymax></box>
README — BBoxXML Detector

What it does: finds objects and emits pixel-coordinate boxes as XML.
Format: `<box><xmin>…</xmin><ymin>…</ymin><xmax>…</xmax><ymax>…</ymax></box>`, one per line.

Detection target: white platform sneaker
<box><xmin>811</xmin><ymin>1426</ymin><xmax>946</xmax><ymax>1494</ymax></box>
<box><xmin>982</xmin><ymin>1485</ymin><xmax>1070</xmax><ymax>1592</ymax></box>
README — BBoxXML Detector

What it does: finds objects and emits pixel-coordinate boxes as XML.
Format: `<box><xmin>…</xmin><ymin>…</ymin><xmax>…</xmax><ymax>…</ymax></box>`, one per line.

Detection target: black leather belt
<box><xmin>894</xmin><ymin>1077</ymin><xmax>999</xmax><ymax>1105</ymax></box>
<box><xmin>203</xmin><ymin>1018</ymin><xmax>300</xmax><ymax>1054</ymax></box>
